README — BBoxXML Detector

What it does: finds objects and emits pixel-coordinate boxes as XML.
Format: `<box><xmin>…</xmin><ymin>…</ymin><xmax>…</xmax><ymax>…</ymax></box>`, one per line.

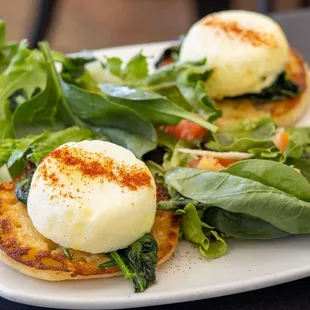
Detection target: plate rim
<box><xmin>1</xmin><ymin>41</ymin><xmax>310</xmax><ymax>310</ymax></box>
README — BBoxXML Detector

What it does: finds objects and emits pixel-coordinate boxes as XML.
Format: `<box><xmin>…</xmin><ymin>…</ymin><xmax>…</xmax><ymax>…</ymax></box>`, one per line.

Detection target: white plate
<box><xmin>1</xmin><ymin>42</ymin><xmax>310</xmax><ymax>310</ymax></box>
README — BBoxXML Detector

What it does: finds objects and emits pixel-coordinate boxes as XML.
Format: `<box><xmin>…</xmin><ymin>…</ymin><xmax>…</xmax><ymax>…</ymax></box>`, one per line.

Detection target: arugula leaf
<box><xmin>206</xmin><ymin>207</ymin><xmax>289</xmax><ymax>239</ymax></box>
<box><xmin>4</xmin><ymin>127</ymin><xmax>95</xmax><ymax>178</ymax></box>
<box><xmin>0</xmin><ymin>40</ymin><xmax>46</xmax><ymax>138</ymax></box>
<box><xmin>0</xmin><ymin>20</ymin><xmax>5</xmax><ymax>48</ymax></box>
<box><xmin>57</xmin><ymin>52</ymin><xmax>98</xmax><ymax>92</ymax></box>
<box><xmin>188</xmin><ymin>82</ymin><xmax>222</xmax><ymax>122</ymax></box>
<box><xmin>0</xmin><ymin>139</ymin><xmax>17</xmax><ymax>166</ymax></box>
<box><xmin>181</xmin><ymin>203</ymin><xmax>226</xmax><ymax>259</ymax></box>
<box><xmin>7</xmin><ymin>134</ymin><xmax>45</xmax><ymax>178</ymax></box>
<box><xmin>105</xmin><ymin>57</ymin><xmax>122</xmax><ymax>77</ymax></box>
<box><xmin>142</xmin><ymin>59</ymin><xmax>220</xmax><ymax>121</ymax></box>
<box><xmin>206</xmin><ymin>118</ymin><xmax>276</xmax><ymax>152</ymax></box>
<box><xmin>99</xmin><ymin>53</ymin><xmax>148</xmax><ymax>84</ymax></box>
<box><xmin>22</xmin><ymin>42</ymin><xmax>156</xmax><ymax>159</ymax></box>
<box><xmin>29</xmin><ymin>126</ymin><xmax>96</xmax><ymax>162</ymax></box>
<box><xmin>13</xmin><ymin>43</ymin><xmax>65</xmax><ymax>136</ymax></box>
<box><xmin>165</xmin><ymin>167</ymin><xmax>310</xmax><ymax>234</ymax></box>
<box><xmin>225</xmin><ymin>159</ymin><xmax>310</xmax><ymax>202</ymax></box>
<box><xmin>249</xmin><ymin>145</ymin><xmax>280</xmax><ymax>160</ymax></box>
<box><xmin>231</xmin><ymin>72</ymin><xmax>300</xmax><ymax>102</ymax></box>
<box><xmin>100</xmin><ymin>84</ymin><xmax>218</xmax><ymax>131</ymax></box>
<box><xmin>123</xmin><ymin>53</ymin><xmax>148</xmax><ymax>82</ymax></box>
<box><xmin>176</xmin><ymin>68</ymin><xmax>221</xmax><ymax>121</ymax></box>
<box><xmin>0</xmin><ymin>21</ymin><xmax>18</xmax><ymax>73</ymax></box>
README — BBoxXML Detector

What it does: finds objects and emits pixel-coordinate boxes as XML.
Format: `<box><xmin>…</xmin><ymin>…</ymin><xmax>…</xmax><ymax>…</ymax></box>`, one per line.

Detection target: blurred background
<box><xmin>1</xmin><ymin>0</ymin><xmax>310</xmax><ymax>52</ymax></box>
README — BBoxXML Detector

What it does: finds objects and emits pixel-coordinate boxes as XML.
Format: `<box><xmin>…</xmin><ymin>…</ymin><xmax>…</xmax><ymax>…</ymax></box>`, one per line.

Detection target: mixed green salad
<box><xmin>1</xmin><ymin>20</ymin><xmax>310</xmax><ymax>292</ymax></box>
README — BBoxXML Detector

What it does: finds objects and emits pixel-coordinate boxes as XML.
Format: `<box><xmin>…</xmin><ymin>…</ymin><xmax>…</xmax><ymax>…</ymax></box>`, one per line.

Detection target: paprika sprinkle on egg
<box><xmin>41</xmin><ymin>145</ymin><xmax>152</xmax><ymax>191</ymax></box>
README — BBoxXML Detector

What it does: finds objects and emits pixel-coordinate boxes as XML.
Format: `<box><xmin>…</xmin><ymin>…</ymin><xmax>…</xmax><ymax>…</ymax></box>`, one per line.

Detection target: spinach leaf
<box><xmin>21</xmin><ymin>42</ymin><xmax>157</xmax><ymax>159</ymax></box>
<box><xmin>225</xmin><ymin>159</ymin><xmax>310</xmax><ymax>202</ymax></box>
<box><xmin>99</xmin><ymin>84</ymin><xmax>218</xmax><ymax>131</ymax></box>
<box><xmin>157</xmin><ymin>192</ymin><xmax>206</xmax><ymax>210</ymax></box>
<box><xmin>15</xmin><ymin>174</ymin><xmax>33</xmax><ymax>204</ymax></box>
<box><xmin>146</xmin><ymin>160</ymin><xmax>165</xmax><ymax>183</ymax></box>
<box><xmin>107</xmin><ymin>234</ymin><xmax>158</xmax><ymax>292</ymax></box>
<box><xmin>182</xmin><ymin>203</ymin><xmax>226</xmax><ymax>259</ymax></box>
<box><xmin>154</xmin><ymin>86</ymin><xmax>192</xmax><ymax>111</ymax></box>
<box><xmin>157</xmin><ymin>129</ymin><xmax>177</xmax><ymax>151</ymax></box>
<box><xmin>206</xmin><ymin>207</ymin><xmax>289</xmax><ymax>239</ymax></box>
<box><xmin>206</xmin><ymin>118</ymin><xmax>276</xmax><ymax>152</ymax></box>
<box><xmin>231</xmin><ymin>72</ymin><xmax>300</xmax><ymax>102</ymax></box>
<box><xmin>125</xmin><ymin>233</ymin><xmax>158</xmax><ymax>292</ymax></box>
<box><xmin>14</xmin><ymin>160</ymin><xmax>36</xmax><ymax>204</ymax></box>
<box><xmin>286</xmin><ymin>158</ymin><xmax>310</xmax><ymax>183</ymax></box>
<box><xmin>62</xmin><ymin>83</ymin><xmax>157</xmax><ymax>158</ymax></box>
<box><xmin>165</xmin><ymin>167</ymin><xmax>310</xmax><ymax>234</ymax></box>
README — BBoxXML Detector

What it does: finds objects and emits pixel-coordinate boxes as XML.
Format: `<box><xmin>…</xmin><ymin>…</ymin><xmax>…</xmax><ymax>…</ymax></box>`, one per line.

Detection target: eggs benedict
<box><xmin>158</xmin><ymin>10</ymin><xmax>310</xmax><ymax>128</ymax></box>
<box><xmin>28</xmin><ymin>140</ymin><xmax>157</xmax><ymax>254</ymax></box>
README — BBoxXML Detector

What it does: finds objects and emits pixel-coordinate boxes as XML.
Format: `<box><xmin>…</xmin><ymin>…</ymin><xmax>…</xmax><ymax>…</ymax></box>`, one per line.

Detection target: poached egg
<box><xmin>180</xmin><ymin>10</ymin><xmax>289</xmax><ymax>99</ymax></box>
<box><xmin>27</xmin><ymin>140</ymin><xmax>157</xmax><ymax>254</ymax></box>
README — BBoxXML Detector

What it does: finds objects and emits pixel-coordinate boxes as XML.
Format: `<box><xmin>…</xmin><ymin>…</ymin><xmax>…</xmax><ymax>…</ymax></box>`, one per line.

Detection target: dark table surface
<box><xmin>2</xmin><ymin>7</ymin><xmax>310</xmax><ymax>310</ymax></box>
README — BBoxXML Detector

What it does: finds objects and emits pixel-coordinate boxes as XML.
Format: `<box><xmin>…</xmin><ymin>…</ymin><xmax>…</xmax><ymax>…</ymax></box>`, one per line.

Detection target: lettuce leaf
<box><xmin>181</xmin><ymin>203</ymin><xmax>227</xmax><ymax>259</ymax></box>
<box><xmin>206</xmin><ymin>118</ymin><xmax>276</xmax><ymax>152</ymax></box>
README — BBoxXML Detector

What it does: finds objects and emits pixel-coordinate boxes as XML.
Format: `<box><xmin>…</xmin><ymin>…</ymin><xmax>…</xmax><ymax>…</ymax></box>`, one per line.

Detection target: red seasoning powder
<box><xmin>204</xmin><ymin>16</ymin><xmax>278</xmax><ymax>48</ymax></box>
<box><xmin>40</xmin><ymin>145</ymin><xmax>152</xmax><ymax>191</ymax></box>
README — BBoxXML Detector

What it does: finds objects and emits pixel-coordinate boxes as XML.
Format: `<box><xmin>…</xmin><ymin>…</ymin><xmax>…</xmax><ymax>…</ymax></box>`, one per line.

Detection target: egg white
<box><xmin>27</xmin><ymin>140</ymin><xmax>157</xmax><ymax>254</ymax></box>
<box><xmin>180</xmin><ymin>10</ymin><xmax>289</xmax><ymax>99</ymax></box>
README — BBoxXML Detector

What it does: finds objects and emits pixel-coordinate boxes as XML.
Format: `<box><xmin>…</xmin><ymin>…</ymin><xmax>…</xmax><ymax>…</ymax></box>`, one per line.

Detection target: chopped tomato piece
<box><xmin>164</xmin><ymin>125</ymin><xmax>177</xmax><ymax>136</ymax></box>
<box><xmin>175</xmin><ymin>120</ymin><xmax>207</xmax><ymax>141</ymax></box>
<box><xmin>217</xmin><ymin>158</ymin><xmax>237</xmax><ymax>167</ymax></box>
<box><xmin>273</xmin><ymin>132</ymin><xmax>289</xmax><ymax>152</ymax></box>
<box><xmin>188</xmin><ymin>158</ymin><xmax>201</xmax><ymax>168</ymax></box>
<box><xmin>196</xmin><ymin>156</ymin><xmax>225</xmax><ymax>171</ymax></box>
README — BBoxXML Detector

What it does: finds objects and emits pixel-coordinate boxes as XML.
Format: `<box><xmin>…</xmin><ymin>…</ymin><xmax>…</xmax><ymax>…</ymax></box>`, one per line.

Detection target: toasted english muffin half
<box><xmin>215</xmin><ymin>48</ymin><xmax>310</xmax><ymax>128</ymax></box>
<box><xmin>0</xmin><ymin>182</ymin><xmax>180</xmax><ymax>281</ymax></box>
